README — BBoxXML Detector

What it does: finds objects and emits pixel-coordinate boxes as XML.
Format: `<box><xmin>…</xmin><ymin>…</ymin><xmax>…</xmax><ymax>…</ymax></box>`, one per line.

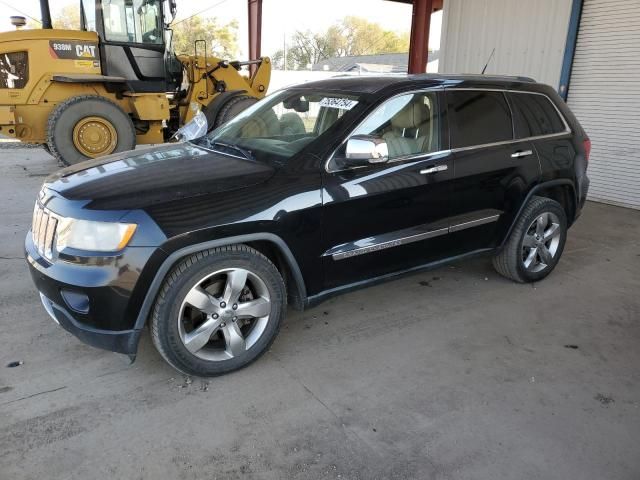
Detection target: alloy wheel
<box><xmin>521</xmin><ymin>212</ymin><xmax>562</xmax><ymax>273</ymax></box>
<box><xmin>178</xmin><ymin>268</ymin><xmax>271</xmax><ymax>361</ymax></box>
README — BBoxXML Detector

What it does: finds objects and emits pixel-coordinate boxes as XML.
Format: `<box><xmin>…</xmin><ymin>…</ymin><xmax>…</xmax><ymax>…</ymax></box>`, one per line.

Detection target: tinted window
<box><xmin>351</xmin><ymin>92</ymin><xmax>440</xmax><ymax>159</ymax></box>
<box><xmin>509</xmin><ymin>92</ymin><xmax>566</xmax><ymax>138</ymax></box>
<box><xmin>447</xmin><ymin>90</ymin><xmax>513</xmax><ymax>149</ymax></box>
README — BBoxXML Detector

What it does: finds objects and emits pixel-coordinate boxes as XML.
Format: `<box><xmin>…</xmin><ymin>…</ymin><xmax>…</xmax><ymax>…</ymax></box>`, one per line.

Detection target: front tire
<box><xmin>46</xmin><ymin>95</ymin><xmax>136</xmax><ymax>166</ymax></box>
<box><xmin>150</xmin><ymin>245</ymin><xmax>286</xmax><ymax>377</ymax></box>
<box><xmin>493</xmin><ymin>196</ymin><xmax>567</xmax><ymax>283</ymax></box>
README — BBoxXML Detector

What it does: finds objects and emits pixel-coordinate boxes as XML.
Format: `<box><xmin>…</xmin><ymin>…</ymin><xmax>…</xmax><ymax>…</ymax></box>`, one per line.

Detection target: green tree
<box><xmin>53</xmin><ymin>3</ymin><xmax>81</xmax><ymax>30</ymax></box>
<box><xmin>270</xmin><ymin>49</ymin><xmax>297</xmax><ymax>71</ymax></box>
<box><xmin>272</xmin><ymin>16</ymin><xmax>410</xmax><ymax>70</ymax></box>
<box><xmin>330</xmin><ymin>16</ymin><xmax>410</xmax><ymax>57</ymax></box>
<box><xmin>171</xmin><ymin>17</ymin><xmax>239</xmax><ymax>59</ymax></box>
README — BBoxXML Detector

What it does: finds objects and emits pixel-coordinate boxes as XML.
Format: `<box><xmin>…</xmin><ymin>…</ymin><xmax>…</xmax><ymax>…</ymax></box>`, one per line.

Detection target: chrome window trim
<box><xmin>449</xmin><ymin>130</ymin><xmax>570</xmax><ymax>154</ymax></box>
<box><xmin>325</xmin><ymin>86</ymin><xmax>572</xmax><ymax>173</ymax></box>
<box><xmin>325</xmin><ymin>86</ymin><xmax>446</xmax><ymax>174</ymax></box>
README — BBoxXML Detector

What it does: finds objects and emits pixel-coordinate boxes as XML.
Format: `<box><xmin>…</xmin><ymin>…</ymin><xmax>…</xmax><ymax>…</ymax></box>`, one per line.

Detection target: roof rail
<box><xmin>416</xmin><ymin>73</ymin><xmax>537</xmax><ymax>83</ymax></box>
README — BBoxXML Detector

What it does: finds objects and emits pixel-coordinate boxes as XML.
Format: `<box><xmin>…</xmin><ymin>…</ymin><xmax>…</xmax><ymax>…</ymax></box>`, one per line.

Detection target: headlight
<box><xmin>56</xmin><ymin>218</ymin><xmax>137</xmax><ymax>252</ymax></box>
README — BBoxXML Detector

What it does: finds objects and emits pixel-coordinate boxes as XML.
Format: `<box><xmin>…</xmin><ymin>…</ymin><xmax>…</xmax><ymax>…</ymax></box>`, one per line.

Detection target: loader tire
<box><xmin>47</xmin><ymin>96</ymin><xmax>136</xmax><ymax>166</ymax></box>
<box><xmin>213</xmin><ymin>95</ymin><xmax>258</xmax><ymax>128</ymax></box>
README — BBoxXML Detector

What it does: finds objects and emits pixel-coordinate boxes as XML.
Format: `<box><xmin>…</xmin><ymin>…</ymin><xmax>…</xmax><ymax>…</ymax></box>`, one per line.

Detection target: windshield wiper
<box><xmin>209</xmin><ymin>141</ymin><xmax>254</xmax><ymax>160</ymax></box>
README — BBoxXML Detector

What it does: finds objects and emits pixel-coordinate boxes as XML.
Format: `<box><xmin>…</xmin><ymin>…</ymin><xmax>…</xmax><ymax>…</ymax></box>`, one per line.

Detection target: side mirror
<box><xmin>343</xmin><ymin>135</ymin><xmax>389</xmax><ymax>167</ymax></box>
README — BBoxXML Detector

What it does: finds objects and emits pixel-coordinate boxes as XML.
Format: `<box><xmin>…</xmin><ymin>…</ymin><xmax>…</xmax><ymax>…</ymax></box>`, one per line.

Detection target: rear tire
<box><xmin>492</xmin><ymin>196</ymin><xmax>567</xmax><ymax>283</ymax></box>
<box><xmin>46</xmin><ymin>95</ymin><xmax>136</xmax><ymax>166</ymax></box>
<box><xmin>150</xmin><ymin>245</ymin><xmax>286</xmax><ymax>377</ymax></box>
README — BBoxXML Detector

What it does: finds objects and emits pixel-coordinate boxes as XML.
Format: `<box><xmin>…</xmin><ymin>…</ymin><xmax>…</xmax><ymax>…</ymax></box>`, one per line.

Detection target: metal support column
<box><xmin>558</xmin><ymin>0</ymin><xmax>584</xmax><ymax>100</ymax></box>
<box><xmin>407</xmin><ymin>0</ymin><xmax>433</xmax><ymax>74</ymax></box>
<box><xmin>248</xmin><ymin>0</ymin><xmax>262</xmax><ymax>62</ymax></box>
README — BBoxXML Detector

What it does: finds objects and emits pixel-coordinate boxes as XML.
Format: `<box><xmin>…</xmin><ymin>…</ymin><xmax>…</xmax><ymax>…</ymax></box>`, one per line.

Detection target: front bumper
<box><xmin>26</xmin><ymin>232</ymin><xmax>160</xmax><ymax>355</ymax></box>
<box><xmin>38</xmin><ymin>292</ymin><xmax>141</xmax><ymax>354</ymax></box>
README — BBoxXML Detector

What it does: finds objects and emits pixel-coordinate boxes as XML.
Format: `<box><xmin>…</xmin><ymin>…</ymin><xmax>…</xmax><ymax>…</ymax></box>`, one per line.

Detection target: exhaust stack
<box><xmin>40</xmin><ymin>0</ymin><xmax>52</xmax><ymax>29</ymax></box>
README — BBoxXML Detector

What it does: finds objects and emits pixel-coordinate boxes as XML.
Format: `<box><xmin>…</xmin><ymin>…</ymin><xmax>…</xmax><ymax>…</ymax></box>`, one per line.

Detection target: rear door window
<box><xmin>508</xmin><ymin>92</ymin><xmax>567</xmax><ymax>138</ymax></box>
<box><xmin>446</xmin><ymin>90</ymin><xmax>513</xmax><ymax>149</ymax></box>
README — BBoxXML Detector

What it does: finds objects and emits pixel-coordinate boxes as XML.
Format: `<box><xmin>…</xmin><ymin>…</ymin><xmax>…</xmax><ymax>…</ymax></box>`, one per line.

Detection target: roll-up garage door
<box><xmin>566</xmin><ymin>0</ymin><xmax>640</xmax><ymax>209</ymax></box>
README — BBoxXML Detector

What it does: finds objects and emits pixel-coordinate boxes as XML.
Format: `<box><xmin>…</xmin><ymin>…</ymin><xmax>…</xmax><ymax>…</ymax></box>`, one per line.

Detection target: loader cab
<box><xmin>80</xmin><ymin>0</ymin><xmax>181</xmax><ymax>92</ymax></box>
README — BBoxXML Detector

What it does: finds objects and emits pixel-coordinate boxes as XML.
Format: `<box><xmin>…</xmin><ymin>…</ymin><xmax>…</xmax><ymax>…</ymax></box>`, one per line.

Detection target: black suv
<box><xmin>26</xmin><ymin>75</ymin><xmax>590</xmax><ymax>376</ymax></box>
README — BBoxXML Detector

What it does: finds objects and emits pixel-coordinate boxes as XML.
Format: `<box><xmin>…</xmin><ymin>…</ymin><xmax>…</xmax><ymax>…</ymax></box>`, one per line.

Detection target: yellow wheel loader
<box><xmin>0</xmin><ymin>0</ymin><xmax>270</xmax><ymax>165</ymax></box>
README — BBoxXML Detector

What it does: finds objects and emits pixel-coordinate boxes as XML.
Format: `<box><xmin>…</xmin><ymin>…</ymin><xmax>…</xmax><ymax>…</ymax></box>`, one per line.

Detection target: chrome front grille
<box><xmin>32</xmin><ymin>202</ymin><xmax>58</xmax><ymax>260</ymax></box>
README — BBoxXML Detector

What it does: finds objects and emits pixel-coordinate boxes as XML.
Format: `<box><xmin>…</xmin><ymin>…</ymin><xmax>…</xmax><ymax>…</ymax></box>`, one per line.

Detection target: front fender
<box><xmin>132</xmin><ymin>232</ymin><xmax>307</xmax><ymax>331</ymax></box>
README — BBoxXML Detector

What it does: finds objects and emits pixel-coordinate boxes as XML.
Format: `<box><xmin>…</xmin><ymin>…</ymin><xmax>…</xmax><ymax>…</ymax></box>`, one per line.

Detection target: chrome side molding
<box><xmin>332</xmin><ymin>227</ymin><xmax>449</xmax><ymax>261</ymax></box>
<box><xmin>327</xmin><ymin>212</ymin><xmax>502</xmax><ymax>260</ymax></box>
<box><xmin>449</xmin><ymin>214</ymin><xmax>501</xmax><ymax>233</ymax></box>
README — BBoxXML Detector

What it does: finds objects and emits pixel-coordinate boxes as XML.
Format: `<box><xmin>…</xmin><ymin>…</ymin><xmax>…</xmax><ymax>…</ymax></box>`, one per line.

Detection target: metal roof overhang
<box><xmin>386</xmin><ymin>0</ymin><xmax>443</xmax><ymax>10</ymax></box>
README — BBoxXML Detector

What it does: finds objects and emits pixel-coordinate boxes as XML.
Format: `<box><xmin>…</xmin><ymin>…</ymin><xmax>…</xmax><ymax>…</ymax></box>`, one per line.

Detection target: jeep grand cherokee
<box><xmin>26</xmin><ymin>75</ymin><xmax>590</xmax><ymax>376</ymax></box>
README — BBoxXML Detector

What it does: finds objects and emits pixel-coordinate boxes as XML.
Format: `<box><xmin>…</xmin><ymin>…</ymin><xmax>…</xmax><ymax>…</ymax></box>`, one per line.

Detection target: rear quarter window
<box><xmin>508</xmin><ymin>92</ymin><xmax>567</xmax><ymax>138</ymax></box>
<box><xmin>446</xmin><ymin>90</ymin><xmax>513</xmax><ymax>149</ymax></box>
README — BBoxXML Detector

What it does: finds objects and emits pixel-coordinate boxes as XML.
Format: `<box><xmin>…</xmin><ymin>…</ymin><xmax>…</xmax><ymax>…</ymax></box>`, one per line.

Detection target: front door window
<box><xmin>351</xmin><ymin>92</ymin><xmax>441</xmax><ymax>160</ymax></box>
<box><xmin>103</xmin><ymin>0</ymin><xmax>163</xmax><ymax>45</ymax></box>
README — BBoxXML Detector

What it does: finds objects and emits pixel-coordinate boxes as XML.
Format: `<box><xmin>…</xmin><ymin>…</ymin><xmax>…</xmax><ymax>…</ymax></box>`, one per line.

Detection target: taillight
<box><xmin>583</xmin><ymin>138</ymin><xmax>591</xmax><ymax>163</ymax></box>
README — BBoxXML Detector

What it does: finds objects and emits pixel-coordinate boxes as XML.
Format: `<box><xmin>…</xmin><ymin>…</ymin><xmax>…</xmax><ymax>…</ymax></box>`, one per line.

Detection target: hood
<box><xmin>45</xmin><ymin>143</ymin><xmax>275</xmax><ymax>210</ymax></box>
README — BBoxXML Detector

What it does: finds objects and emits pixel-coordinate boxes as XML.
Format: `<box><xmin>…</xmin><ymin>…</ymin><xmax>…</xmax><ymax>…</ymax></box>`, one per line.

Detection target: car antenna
<box><xmin>481</xmin><ymin>48</ymin><xmax>496</xmax><ymax>74</ymax></box>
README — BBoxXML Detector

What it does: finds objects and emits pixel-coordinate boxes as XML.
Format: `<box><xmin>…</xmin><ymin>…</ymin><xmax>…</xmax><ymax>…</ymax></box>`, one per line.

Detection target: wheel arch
<box><xmin>243</xmin><ymin>239</ymin><xmax>306</xmax><ymax>311</ymax></box>
<box><xmin>133</xmin><ymin>233</ymin><xmax>307</xmax><ymax>331</ymax></box>
<box><xmin>500</xmin><ymin>179</ymin><xmax>577</xmax><ymax>249</ymax></box>
<box><xmin>534</xmin><ymin>182</ymin><xmax>577</xmax><ymax>226</ymax></box>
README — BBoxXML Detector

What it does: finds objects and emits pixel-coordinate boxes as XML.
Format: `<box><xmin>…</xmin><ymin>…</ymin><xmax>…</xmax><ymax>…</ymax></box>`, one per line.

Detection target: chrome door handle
<box><xmin>420</xmin><ymin>165</ymin><xmax>448</xmax><ymax>175</ymax></box>
<box><xmin>511</xmin><ymin>150</ymin><xmax>533</xmax><ymax>158</ymax></box>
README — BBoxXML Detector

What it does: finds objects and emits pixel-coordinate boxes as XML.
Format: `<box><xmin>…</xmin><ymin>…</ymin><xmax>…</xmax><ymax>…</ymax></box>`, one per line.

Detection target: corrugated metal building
<box><xmin>439</xmin><ymin>0</ymin><xmax>640</xmax><ymax>209</ymax></box>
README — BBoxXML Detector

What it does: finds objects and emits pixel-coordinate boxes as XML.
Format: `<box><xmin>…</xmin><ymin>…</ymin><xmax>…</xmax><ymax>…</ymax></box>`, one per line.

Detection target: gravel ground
<box><xmin>0</xmin><ymin>140</ymin><xmax>44</xmax><ymax>149</ymax></box>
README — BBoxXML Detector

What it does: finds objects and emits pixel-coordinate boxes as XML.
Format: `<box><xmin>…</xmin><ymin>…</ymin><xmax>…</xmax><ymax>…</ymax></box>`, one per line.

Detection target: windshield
<box><xmin>201</xmin><ymin>90</ymin><xmax>361</xmax><ymax>164</ymax></box>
